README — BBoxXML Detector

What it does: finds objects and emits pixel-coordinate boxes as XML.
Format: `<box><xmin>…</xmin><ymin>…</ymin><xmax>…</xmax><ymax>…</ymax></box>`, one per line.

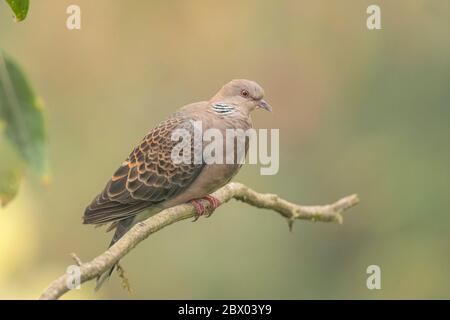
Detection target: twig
<box><xmin>70</xmin><ymin>253</ymin><xmax>82</xmax><ymax>266</ymax></box>
<box><xmin>38</xmin><ymin>182</ymin><xmax>359</xmax><ymax>300</ymax></box>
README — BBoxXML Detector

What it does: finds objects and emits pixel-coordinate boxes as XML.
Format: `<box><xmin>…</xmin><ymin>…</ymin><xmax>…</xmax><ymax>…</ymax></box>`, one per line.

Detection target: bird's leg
<box><xmin>202</xmin><ymin>195</ymin><xmax>220</xmax><ymax>217</ymax></box>
<box><xmin>190</xmin><ymin>195</ymin><xmax>221</xmax><ymax>221</ymax></box>
<box><xmin>190</xmin><ymin>199</ymin><xmax>206</xmax><ymax>222</ymax></box>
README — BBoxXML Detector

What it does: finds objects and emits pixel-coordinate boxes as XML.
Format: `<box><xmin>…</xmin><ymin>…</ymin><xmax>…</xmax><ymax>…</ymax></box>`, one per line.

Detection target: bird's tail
<box><xmin>95</xmin><ymin>216</ymin><xmax>135</xmax><ymax>291</ymax></box>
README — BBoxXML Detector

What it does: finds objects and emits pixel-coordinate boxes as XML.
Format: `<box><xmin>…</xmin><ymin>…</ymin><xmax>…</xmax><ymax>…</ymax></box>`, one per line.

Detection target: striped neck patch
<box><xmin>212</xmin><ymin>103</ymin><xmax>236</xmax><ymax>115</ymax></box>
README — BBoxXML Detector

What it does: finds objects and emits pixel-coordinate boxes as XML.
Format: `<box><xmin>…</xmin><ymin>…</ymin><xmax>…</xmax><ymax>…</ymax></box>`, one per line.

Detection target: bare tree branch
<box><xmin>38</xmin><ymin>182</ymin><xmax>360</xmax><ymax>300</ymax></box>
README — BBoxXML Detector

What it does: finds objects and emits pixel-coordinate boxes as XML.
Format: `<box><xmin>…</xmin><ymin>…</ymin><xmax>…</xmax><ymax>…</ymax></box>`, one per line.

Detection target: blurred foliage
<box><xmin>5</xmin><ymin>0</ymin><xmax>29</xmax><ymax>21</ymax></box>
<box><xmin>0</xmin><ymin>0</ymin><xmax>449</xmax><ymax>299</ymax></box>
<box><xmin>0</xmin><ymin>139</ymin><xmax>24</xmax><ymax>206</ymax></box>
<box><xmin>0</xmin><ymin>52</ymin><xmax>49</xmax><ymax>207</ymax></box>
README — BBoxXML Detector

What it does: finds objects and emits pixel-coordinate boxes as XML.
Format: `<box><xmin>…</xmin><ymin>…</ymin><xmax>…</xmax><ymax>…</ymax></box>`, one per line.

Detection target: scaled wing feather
<box><xmin>83</xmin><ymin>115</ymin><xmax>203</xmax><ymax>225</ymax></box>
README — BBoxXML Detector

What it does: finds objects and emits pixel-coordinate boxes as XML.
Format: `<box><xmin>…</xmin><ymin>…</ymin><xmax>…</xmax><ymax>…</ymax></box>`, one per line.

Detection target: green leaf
<box><xmin>5</xmin><ymin>0</ymin><xmax>29</xmax><ymax>21</ymax></box>
<box><xmin>0</xmin><ymin>51</ymin><xmax>49</xmax><ymax>206</ymax></box>
<box><xmin>0</xmin><ymin>137</ymin><xmax>25</xmax><ymax>207</ymax></box>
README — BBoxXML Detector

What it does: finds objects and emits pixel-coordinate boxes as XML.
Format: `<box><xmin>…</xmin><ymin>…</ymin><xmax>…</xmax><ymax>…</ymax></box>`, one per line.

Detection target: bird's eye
<box><xmin>240</xmin><ymin>89</ymin><xmax>249</xmax><ymax>98</ymax></box>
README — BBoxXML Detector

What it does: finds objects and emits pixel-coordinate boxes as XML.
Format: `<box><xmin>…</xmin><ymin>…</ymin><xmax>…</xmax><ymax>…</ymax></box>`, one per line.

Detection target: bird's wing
<box><xmin>83</xmin><ymin>115</ymin><xmax>203</xmax><ymax>225</ymax></box>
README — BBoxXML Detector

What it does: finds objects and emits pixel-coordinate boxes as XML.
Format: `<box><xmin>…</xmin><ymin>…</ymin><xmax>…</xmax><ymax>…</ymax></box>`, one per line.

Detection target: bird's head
<box><xmin>211</xmin><ymin>79</ymin><xmax>272</xmax><ymax>114</ymax></box>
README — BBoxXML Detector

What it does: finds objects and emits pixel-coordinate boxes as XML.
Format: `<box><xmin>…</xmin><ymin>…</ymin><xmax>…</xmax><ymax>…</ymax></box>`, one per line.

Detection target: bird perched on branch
<box><xmin>83</xmin><ymin>79</ymin><xmax>272</xmax><ymax>289</ymax></box>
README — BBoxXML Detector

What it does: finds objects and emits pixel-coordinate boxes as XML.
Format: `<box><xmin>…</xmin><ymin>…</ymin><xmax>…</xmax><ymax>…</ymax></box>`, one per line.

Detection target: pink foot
<box><xmin>190</xmin><ymin>195</ymin><xmax>221</xmax><ymax>221</ymax></box>
<box><xmin>203</xmin><ymin>195</ymin><xmax>220</xmax><ymax>217</ymax></box>
<box><xmin>190</xmin><ymin>199</ymin><xmax>206</xmax><ymax>222</ymax></box>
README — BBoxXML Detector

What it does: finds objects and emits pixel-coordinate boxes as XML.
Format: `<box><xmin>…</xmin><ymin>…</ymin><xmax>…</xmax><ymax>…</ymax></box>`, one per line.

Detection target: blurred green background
<box><xmin>1</xmin><ymin>0</ymin><xmax>449</xmax><ymax>299</ymax></box>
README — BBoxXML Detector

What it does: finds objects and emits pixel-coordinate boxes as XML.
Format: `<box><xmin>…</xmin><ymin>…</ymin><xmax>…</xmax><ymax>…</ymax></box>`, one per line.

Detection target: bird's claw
<box><xmin>190</xmin><ymin>195</ymin><xmax>221</xmax><ymax>221</ymax></box>
<box><xmin>203</xmin><ymin>195</ymin><xmax>220</xmax><ymax>217</ymax></box>
<box><xmin>190</xmin><ymin>199</ymin><xmax>205</xmax><ymax>222</ymax></box>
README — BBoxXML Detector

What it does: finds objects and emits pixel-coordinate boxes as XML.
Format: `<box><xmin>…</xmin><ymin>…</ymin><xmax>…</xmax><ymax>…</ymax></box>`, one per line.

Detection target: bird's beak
<box><xmin>257</xmin><ymin>99</ymin><xmax>272</xmax><ymax>112</ymax></box>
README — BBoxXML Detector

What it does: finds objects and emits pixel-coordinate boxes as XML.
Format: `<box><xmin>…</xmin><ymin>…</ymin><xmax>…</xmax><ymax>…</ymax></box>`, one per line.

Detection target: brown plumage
<box><xmin>84</xmin><ymin>116</ymin><xmax>203</xmax><ymax>226</ymax></box>
<box><xmin>83</xmin><ymin>79</ymin><xmax>272</xmax><ymax>289</ymax></box>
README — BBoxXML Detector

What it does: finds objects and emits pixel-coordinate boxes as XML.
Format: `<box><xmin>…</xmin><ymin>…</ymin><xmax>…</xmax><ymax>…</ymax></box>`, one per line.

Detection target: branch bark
<box><xmin>39</xmin><ymin>182</ymin><xmax>360</xmax><ymax>300</ymax></box>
